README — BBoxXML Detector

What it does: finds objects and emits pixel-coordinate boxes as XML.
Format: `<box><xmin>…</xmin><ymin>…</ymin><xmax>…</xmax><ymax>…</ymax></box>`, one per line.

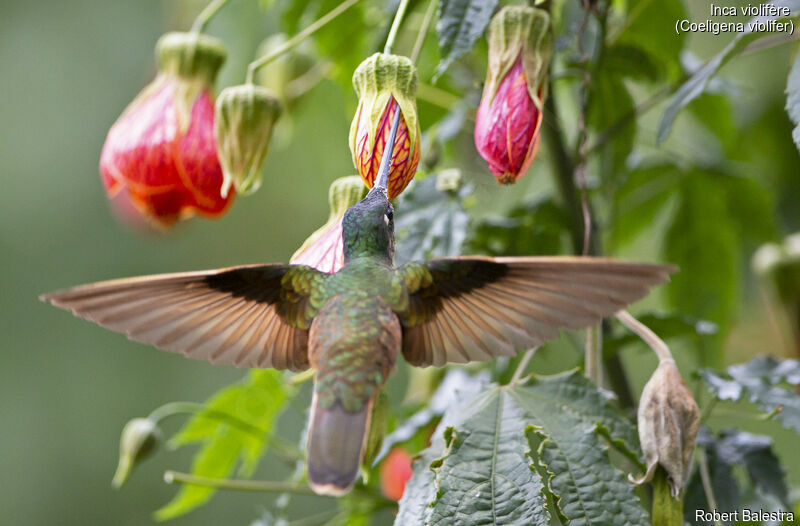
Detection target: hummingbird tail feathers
<box><xmin>306</xmin><ymin>391</ymin><xmax>373</xmax><ymax>496</ymax></box>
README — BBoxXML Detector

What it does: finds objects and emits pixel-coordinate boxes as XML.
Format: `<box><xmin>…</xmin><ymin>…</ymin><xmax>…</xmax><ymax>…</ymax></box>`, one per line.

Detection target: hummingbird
<box><xmin>42</xmin><ymin>112</ymin><xmax>674</xmax><ymax>496</ymax></box>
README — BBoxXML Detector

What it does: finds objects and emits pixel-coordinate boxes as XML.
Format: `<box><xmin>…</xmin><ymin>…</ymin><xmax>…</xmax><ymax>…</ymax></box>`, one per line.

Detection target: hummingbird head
<box><xmin>342</xmin><ymin>188</ymin><xmax>395</xmax><ymax>265</ymax></box>
<box><xmin>342</xmin><ymin>109</ymin><xmax>403</xmax><ymax>266</ymax></box>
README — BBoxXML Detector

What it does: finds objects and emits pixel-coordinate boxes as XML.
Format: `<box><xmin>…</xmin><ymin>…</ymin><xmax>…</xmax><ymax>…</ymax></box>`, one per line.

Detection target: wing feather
<box><xmin>41</xmin><ymin>264</ymin><xmax>324</xmax><ymax>371</ymax></box>
<box><xmin>398</xmin><ymin>257</ymin><xmax>675</xmax><ymax>367</ymax></box>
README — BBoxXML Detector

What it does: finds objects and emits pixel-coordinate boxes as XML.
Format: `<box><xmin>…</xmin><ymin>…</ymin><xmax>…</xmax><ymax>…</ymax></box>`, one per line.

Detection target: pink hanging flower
<box><xmin>474</xmin><ymin>6</ymin><xmax>553</xmax><ymax>185</ymax></box>
<box><xmin>100</xmin><ymin>32</ymin><xmax>232</xmax><ymax>228</ymax></box>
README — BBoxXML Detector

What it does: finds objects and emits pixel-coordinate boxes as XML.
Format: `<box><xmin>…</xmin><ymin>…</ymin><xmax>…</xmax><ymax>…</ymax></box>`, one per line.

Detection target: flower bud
<box><xmin>631</xmin><ymin>360</ymin><xmax>700</xmax><ymax>497</ymax></box>
<box><xmin>112</xmin><ymin>418</ymin><xmax>162</xmax><ymax>488</ymax></box>
<box><xmin>474</xmin><ymin>6</ymin><xmax>553</xmax><ymax>184</ymax></box>
<box><xmin>349</xmin><ymin>53</ymin><xmax>420</xmax><ymax>199</ymax></box>
<box><xmin>100</xmin><ymin>32</ymin><xmax>232</xmax><ymax>228</ymax></box>
<box><xmin>215</xmin><ymin>84</ymin><xmax>282</xmax><ymax>197</ymax></box>
<box><xmin>380</xmin><ymin>447</ymin><xmax>414</xmax><ymax>501</ymax></box>
<box><xmin>290</xmin><ymin>176</ymin><xmax>367</xmax><ymax>273</ymax></box>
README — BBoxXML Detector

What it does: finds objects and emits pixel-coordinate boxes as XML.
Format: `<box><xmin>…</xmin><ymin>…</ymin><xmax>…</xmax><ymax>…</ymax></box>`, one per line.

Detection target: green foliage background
<box><xmin>1</xmin><ymin>0</ymin><xmax>800</xmax><ymax>524</ymax></box>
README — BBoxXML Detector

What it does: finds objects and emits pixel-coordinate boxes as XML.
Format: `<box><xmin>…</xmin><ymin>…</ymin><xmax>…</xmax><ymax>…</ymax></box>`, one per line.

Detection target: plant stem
<box><xmin>290</xmin><ymin>369</ymin><xmax>315</xmax><ymax>385</ymax></box>
<box><xmin>191</xmin><ymin>0</ymin><xmax>232</xmax><ymax>33</ymax></box>
<box><xmin>544</xmin><ymin>92</ymin><xmax>634</xmax><ymax>407</ymax></box>
<box><xmin>417</xmin><ymin>82</ymin><xmax>463</xmax><ymax>111</ymax></box>
<box><xmin>615</xmin><ymin>310</ymin><xmax>674</xmax><ymax>363</ymax></box>
<box><xmin>510</xmin><ymin>347</ymin><xmax>537</xmax><ymax>383</ymax></box>
<box><xmin>246</xmin><ymin>0</ymin><xmax>361</xmax><ymax>83</ymax></box>
<box><xmin>543</xmin><ymin>96</ymin><xmax>584</xmax><ymax>255</ymax></box>
<box><xmin>147</xmin><ymin>401</ymin><xmax>264</xmax><ymax>437</ymax></box>
<box><xmin>652</xmin><ymin>466</ymin><xmax>684</xmax><ymax>526</ymax></box>
<box><xmin>384</xmin><ymin>0</ymin><xmax>412</xmax><ymax>54</ymax></box>
<box><xmin>410</xmin><ymin>0</ymin><xmax>438</xmax><ymax>63</ymax></box>
<box><xmin>164</xmin><ymin>471</ymin><xmax>319</xmax><ymax>495</ymax></box>
<box><xmin>697</xmin><ymin>448</ymin><xmax>723</xmax><ymax>526</ymax></box>
<box><xmin>585</xmin><ymin>325</ymin><xmax>602</xmax><ymax>384</ymax></box>
<box><xmin>163</xmin><ymin>470</ymin><xmax>389</xmax><ymax>502</ymax></box>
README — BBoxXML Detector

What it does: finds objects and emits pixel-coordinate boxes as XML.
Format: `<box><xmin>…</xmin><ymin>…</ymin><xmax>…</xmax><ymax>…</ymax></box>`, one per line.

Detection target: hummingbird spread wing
<box><xmin>41</xmin><ymin>264</ymin><xmax>326</xmax><ymax>371</ymax></box>
<box><xmin>397</xmin><ymin>257</ymin><xmax>676</xmax><ymax>367</ymax></box>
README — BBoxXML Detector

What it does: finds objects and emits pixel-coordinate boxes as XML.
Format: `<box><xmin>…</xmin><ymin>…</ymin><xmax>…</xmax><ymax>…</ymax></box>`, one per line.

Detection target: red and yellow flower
<box><xmin>349</xmin><ymin>53</ymin><xmax>420</xmax><ymax>199</ymax></box>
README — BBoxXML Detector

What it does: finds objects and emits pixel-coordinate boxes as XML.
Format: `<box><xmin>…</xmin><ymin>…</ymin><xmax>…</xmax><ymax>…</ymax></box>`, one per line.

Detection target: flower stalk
<box><xmin>384</xmin><ymin>0</ymin><xmax>412</xmax><ymax>54</ymax></box>
<box><xmin>191</xmin><ymin>0</ymin><xmax>233</xmax><ymax>33</ymax></box>
<box><xmin>245</xmin><ymin>0</ymin><xmax>361</xmax><ymax>84</ymax></box>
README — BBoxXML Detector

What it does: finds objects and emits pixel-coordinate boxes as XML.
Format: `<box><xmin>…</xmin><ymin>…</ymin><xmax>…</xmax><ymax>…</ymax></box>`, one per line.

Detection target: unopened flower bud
<box><xmin>631</xmin><ymin>360</ymin><xmax>700</xmax><ymax>497</ymax></box>
<box><xmin>290</xmin><ymin>176</ymin><xmax>367</xmax><ymax>273</ymax></box>
<box><xmin>349</xmin><ymin>53</ymin><xmax>420</xmax><ymax>199</ymax></box>
<box><xmin>215</xmin><ymin>84</ymin><xmax>282</xmax><ymax>197</ymax></box>
<box><xmin>100</xmin><ymin>32</ymin><xmax>232</xmax><ymax>228</ymax></box>
<box><xmin>474</xmin><ymin>6</ymin><xmax>553</xmax><ymax>184</ymax></box>
<box><xmin>112</xmin><ymin>418</ymin><xmax>162</xmax><ymax>488</ymax></box>
<box><xmin>380</xmin><ymin>447</ymin><xmax>413</xmax><ymax>501</ymax></box>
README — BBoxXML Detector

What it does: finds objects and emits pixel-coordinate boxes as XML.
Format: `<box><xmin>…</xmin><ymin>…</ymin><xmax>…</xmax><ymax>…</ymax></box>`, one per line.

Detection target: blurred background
<box><xmin>2</xmin><ymin>0</ymin><xmax>799</xmax><ymax>524</ymax></box>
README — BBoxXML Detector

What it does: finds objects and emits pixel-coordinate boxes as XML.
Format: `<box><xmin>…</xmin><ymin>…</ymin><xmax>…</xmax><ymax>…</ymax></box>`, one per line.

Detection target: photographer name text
<box><xmin>695</xmin><ymin>509</ymin><xmax>795</xmax><ymax>522</ymax></box>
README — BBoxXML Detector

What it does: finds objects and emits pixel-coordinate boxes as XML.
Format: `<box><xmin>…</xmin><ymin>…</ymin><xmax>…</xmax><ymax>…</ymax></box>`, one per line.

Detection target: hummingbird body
<box><xmin>42</xmin><ymin>113</ymin><xmax>676</xmax><ymax>496</ymax></box>
<box><xmin>307</xmin><ymin>291</ymin><xmax>401</xmax><ymax>494</ymax></box>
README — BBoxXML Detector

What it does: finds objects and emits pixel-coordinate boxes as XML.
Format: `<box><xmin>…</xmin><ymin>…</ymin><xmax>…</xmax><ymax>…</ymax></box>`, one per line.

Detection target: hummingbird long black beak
<box><xmin>371</xmin><ymin>109</ymin><xmax>402</xmax><ymax>195</ymax></box>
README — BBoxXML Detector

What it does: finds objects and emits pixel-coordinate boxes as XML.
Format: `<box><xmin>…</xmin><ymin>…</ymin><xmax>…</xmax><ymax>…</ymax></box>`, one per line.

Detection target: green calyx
<box><xmin>485</xmin><ymin>6</ymin><xmax>553</xmax><ymax>106</ymax></box>
<box><xmin>156</xmin><ymin>32</ymin><xmax>226</xmax><ymax>84</ymax></box>
<box><xmin>349</xmin><ymin>53</ymin><xmax>419</xmax><ymax>163</ymax></box>
<box><xmin>155</xmin><ymin>32</ymin><xmax>227</xmax><ymax>131</ymax></box>
<box><xmin>328</xmin><ymin>175</ymin><xmax>368</xmax><ymax>219</ymax></box>
<box><xmin>290</xmin><ymin>176</ymin><xmax>366</xmax><ymax>262</ymax></box>
<box><xmin>215</xmin><ymin>84</ymin><xmax>283</xmax><ymax>197</ymax></box>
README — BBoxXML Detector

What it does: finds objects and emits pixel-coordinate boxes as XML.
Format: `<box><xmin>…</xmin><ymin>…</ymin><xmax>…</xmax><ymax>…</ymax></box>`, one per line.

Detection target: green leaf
<box><xmin>395</xmin><ymin>371</ymin><xmax>647</xmax><ymax>525</ymax></box>
<box><xmin>688</xmin><ymin>93</ymin><xmax>736</xmax><ymax>147</ymax></box>
<box><xmin>715</xmin><ymin>429</ymin><xmax>790</xmax><ymax>507</ymax></box>
<box><xmin>394</xmin><ymin>173</ymin><xmax>472</xmax><ymax>265</ymax></box>
<box><xmin>376</xmin><ymin>369</ymin><xmax>489</xmax><ymax>464</ymax></box>
<box><xmin>664</xmin><ymin>173</ymin><xmax>740</xmax><ymax>366</ymax></box>
<box><xmin>613</xmin><ymin>0</ymin><xmax>687</xmax><ymax>79</ymax></box>
<box><xmin>657</xmin><ymin>0</ymin><xmax>800</xmax><ymax>144</ymax></box>
<box><xmin>786</xmin><ymin>49</ymin><xmax>800</xmax><ymax>151</ymax></box>
<box><xmin>603</xmin><ymin>44</ymin><xmax>660</xmax><ymax>82</ymax></box>
<box><xmin>467</xmin><ymin>196</ymin><xmax>569</xmax><ymax>256</ymax></box>
<box><xmin>611</xmin><ymin>162</ymin><xmax>680</xmax><ymax>247</ymax></box>
<box><xmin>685</xmin><ymin>427</ymin><xmax>791</xmax><ymax>524</ymax></box>
<box><xmin>435</xmin><ymin>0</ymin><xmax>498</xmax><ymax>77</ymax></box>
<box><xmin>154</xmin><ymin>370</ymin><xmax>293</xmax><ymax>521</ymax></box>
<box><xmin>699</xmin><ymin>356</ymin><xmax>800</xmax><ymax>433</ymax></box>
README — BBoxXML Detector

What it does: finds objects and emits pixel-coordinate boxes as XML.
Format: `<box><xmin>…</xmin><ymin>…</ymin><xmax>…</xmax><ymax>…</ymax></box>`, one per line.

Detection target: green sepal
<box><xmin>361</xmin><ymin>389</ymin><xmax>389</xmax><ymax>483</ymax></box>
<box><xmin>215</xmin><ymin>84</ymin><xmax>283</xmax><ymax>197</ymax></box>
<box><xmin>155</xmin><ymin>32</ymin><xmax>227</xmax><ymax>131</ymax></box>
<box><xmin>348</xmin><ymin>53</ymin><xmax>419</xmax><ymax>165</ymax></box>
<box><xmin>485</xmin><ymin>6</ymin><xmax>553</xmax><ymax>106</ymax></box>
